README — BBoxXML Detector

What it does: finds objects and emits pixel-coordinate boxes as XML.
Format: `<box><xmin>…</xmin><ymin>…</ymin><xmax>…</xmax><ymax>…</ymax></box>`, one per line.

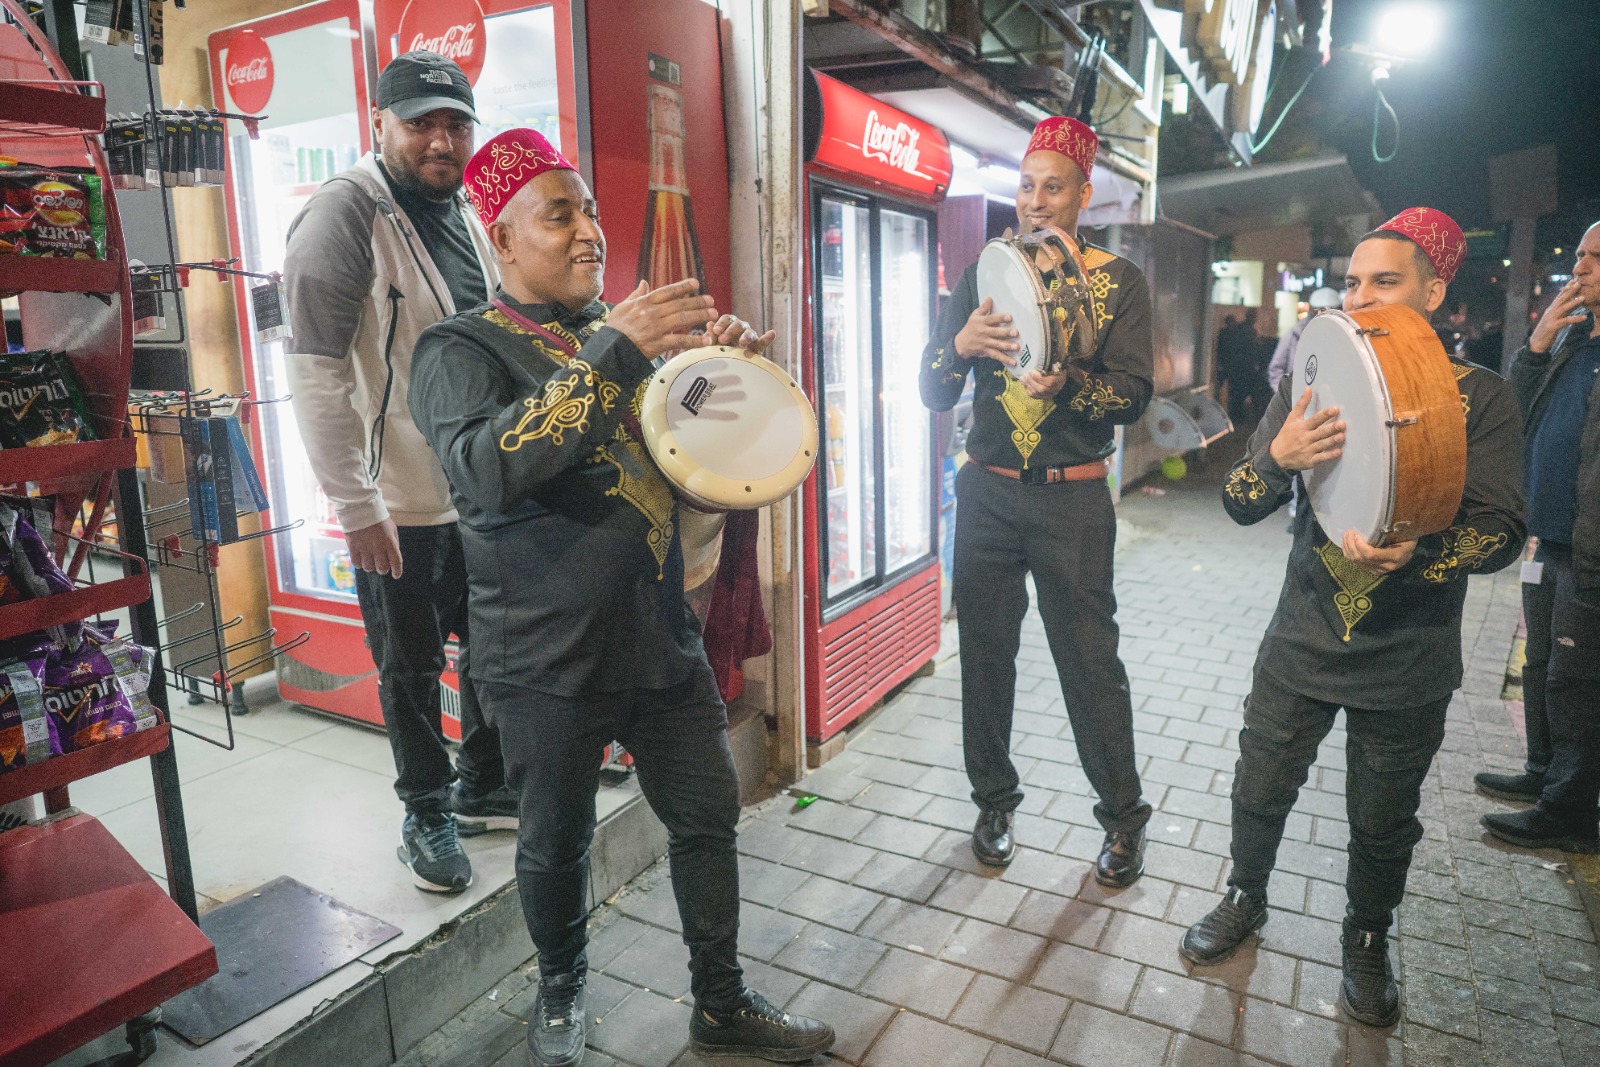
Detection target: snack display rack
<box><xmin>0</xmin><ymin>1</ymin><xmax>219</xmax><ymax>1063</ymax></box>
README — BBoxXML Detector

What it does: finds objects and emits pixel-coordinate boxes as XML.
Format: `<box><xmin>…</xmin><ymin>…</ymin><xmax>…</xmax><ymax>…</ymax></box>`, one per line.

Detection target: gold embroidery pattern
<box><xmin>499</xmin><ymin>361</ymin><xmax>602</xmax><ymax>451</ymax></box>
<box><xmin>1452</xmin><ymin>363</ymin><xmax>1473</xmax><ymax>381</ymax></box>
<box><xmin>1087</xmin><ymin>269</ymin><xmax>1117</xmax><ymax>328</ymax></box>
<box><xmin>1069</xmin><ymin>376</ymin><xmax>1130</xmax><ymax>420</ymax></box>
<box><xmin>1315</xmin><ymin>539</ymin><xmax>1388</xmax><ymax>642</ymax></box>
<box><xmin>595</xmin><ymin>428</ymin><xmax>675</xmax><ymax>578</ymax></box>
<box><xmin>482</xmin><ymin>308</ymin><xmax>573</xmax><ymax>365</ymax></box>
<box><xmin>1080</xmin><ymin>247</ymin><xmax>1115</xmax><ymax>271</ymax></box>
<box><xmin>1224</xmin><ymin>464</ymin><xmax>1269</xmax><ymax>506</ymax></box>
<box><xmin>1421</xmin><ymin>526</ymin><xmax>1508</xmax><ymax>584</ymax></box>
<box><xmin>993</xmin><ymin>369</ymin><xmax>1054</xmax><ymax>468</ymax></box>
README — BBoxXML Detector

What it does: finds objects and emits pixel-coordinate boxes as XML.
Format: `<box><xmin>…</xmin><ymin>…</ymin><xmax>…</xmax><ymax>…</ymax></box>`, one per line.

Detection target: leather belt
<box><xmin>978</xmin><ymin>459</ymin><xmax>1110</xmax><ymax>485</ymax></box>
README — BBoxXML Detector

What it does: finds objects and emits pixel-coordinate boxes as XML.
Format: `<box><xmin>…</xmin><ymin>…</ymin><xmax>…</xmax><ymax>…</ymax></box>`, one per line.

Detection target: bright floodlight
<box><xmin>1376</xmin><ymin>3</ymin><xmax>1442</xmax><ymax>57</ymax></box>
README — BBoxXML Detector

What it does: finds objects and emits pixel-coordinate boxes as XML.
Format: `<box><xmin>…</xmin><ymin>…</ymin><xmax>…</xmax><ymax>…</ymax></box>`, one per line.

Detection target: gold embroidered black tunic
<box><xmin>919</xmin><ymin>242</ymin><xmax>1154</xmax><ymax>468</ymax></box>
<box><xmin>409</xmin><ymin>292</ymin><xmax>702</xmax><ymax>697</ymax></box>
<box><xmin>1223</xmin><ymin>357</ymin><xmax>1527</xmax><ymax>710</ymax></box>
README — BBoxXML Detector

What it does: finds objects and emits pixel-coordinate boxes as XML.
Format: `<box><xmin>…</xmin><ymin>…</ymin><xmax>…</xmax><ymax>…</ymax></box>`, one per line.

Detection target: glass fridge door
<box><xmin>817</xmin><ymin>194</ymin><xmax>878</xmax><ymax>600</ymax></box>
<box><xmin>220</xmin><ymin>14</ymin><xmax>365</xmax><ymax>603</ymax></box>
<box><xmin>878</xmin><ymin>207</ymin><xmax>933</xmax><ymax>574</ymax></box>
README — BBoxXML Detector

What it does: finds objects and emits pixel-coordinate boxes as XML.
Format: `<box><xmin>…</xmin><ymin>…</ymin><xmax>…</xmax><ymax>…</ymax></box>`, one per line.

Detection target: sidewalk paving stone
<box><xmin>397</xmin><ymin>473</ymin><xmax>1600</xmax><ymax>1067</ymax></box>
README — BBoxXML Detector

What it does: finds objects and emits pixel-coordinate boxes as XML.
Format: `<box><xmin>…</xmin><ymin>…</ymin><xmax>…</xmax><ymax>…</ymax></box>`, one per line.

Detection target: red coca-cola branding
<box><xmin>398</xmin><ymin>0</ymin><xmax>487</xmax><ymax>85</ymax></box>
<box><xmin>224</xmin><ymin>30</ymin><xmax>274</xmax><ymax>114</ymax></box>
<box><xmin>808</xmin><ymin>71</ymin><xmax>951</xmax><ymax>200</ymax></box>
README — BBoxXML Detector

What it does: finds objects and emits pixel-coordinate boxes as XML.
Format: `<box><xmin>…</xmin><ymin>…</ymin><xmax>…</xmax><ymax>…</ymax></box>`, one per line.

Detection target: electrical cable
<box><xmin>1371</xmin><ymin>85</ymin><xmax>1399</xmax><ymax>163</ymax></box>
<box><xmin>1248</xmin><ymin>65</ymin><xmax>1317</xmax><ymax>155</ymax></box>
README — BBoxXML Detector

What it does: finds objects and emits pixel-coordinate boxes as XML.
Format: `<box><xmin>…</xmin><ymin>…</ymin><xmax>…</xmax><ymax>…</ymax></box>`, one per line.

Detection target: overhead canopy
<box><xmin>1158</xmin><ymin>154</ymin><xmax>1379</xmax><ymax>236</ymax></box>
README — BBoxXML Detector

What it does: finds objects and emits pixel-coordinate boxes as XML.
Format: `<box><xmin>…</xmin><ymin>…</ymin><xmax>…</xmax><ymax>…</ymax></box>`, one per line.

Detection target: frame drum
<box><xmin>639</xmin><ymin>345</ymin><xmax>819</xmax><ymax>513</ymax></box>
<box><xmin>1290</xmin><ymin>304</ymin><xmax>1466</xmax><ymax>547</ymax></box>
<box><xmin>975</xmin><ymin>226</ymin><xmax>1097</xmax><ymax>379</ymax></box>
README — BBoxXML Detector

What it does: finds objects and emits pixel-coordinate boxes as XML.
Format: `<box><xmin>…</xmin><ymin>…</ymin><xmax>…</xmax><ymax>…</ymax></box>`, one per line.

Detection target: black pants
<box><xmin>1532</xmin><ymin>544</ymin><xmax>1600</xmax><ymax>829</ymax></box>
<box><xmin>480</xmin><ymin>667</ymin><xmax>745</xmax><ymax>1010</ymax></box>
<box><xmin>353</xmin><ymin>523</ymin><xmax>503</xmax><ymax>815</ymax></box>
<box><xmin>952</xmin><ymin>463</ymin><xmax>1149</xmax><ymax>833</ymax></box>
<box><xmin>1521</xmin><ymin>542</ymin><xmax>1559</xmax><ymax>775</ymax></box>
<box><xmin>1229</xmin><ymin>665</ymin><xmax>1448</xmax><ymax>931</ymax></box>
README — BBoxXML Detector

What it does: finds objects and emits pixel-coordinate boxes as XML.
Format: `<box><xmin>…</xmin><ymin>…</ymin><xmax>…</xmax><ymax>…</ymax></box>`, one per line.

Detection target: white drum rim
<box><xmin>640</xmin><ymin>345</ymin><xmax>820</xmax><ymax>511</ymax></box>
<box><xmin>977</xmin><ymin>239</ymin><xmax>1051</xmax><ymax>380</ymax></box>
<box><xmin>1296</xmin><ymin>310</ymin><xmax>1398</xmax><ymax>544</ymax></box>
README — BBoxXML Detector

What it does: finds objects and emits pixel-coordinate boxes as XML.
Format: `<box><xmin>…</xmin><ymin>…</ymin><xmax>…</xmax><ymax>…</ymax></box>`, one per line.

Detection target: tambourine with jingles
<box><xmin>1291</xmin><ymin>304</ymin><xmax>1467</xmax><ymax>547</ymax></box>
<box><xmin>976</xmin><ymin>225</ymin><xmax>1099</xmax><ymax>378</ymax></box>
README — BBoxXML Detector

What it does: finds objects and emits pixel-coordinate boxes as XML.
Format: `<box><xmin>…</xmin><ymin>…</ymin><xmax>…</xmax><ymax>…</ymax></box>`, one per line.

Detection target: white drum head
<box><xmin>977</xmin><ymin>241</ymin><xmax>1049</xmax><ymax>379</ymax></box>
<box><xmin>641</xmin><ymin>346</ymin><xmax>819</xmax><ymax>511</ymax></box>
<box><xmin>1292</xmin><ymin>311</ymin><xmax>1395</xmax><ymax>545</ymax></box>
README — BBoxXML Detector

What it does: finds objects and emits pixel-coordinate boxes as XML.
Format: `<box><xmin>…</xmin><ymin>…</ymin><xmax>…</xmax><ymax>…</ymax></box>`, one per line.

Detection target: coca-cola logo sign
<box><xmin>861</xmin><ymin>109</ymin><xmax>922</xmax><ymax>177</ymax></box>
<box><xmin>397</xmin><ymin>0</ymin><xmax>487</xmax><ymax>86</ymax></box>
<box><xmin>224</xmin><ymin>30</ymin><xmax>274</xmax><ymax>115</ymax></box>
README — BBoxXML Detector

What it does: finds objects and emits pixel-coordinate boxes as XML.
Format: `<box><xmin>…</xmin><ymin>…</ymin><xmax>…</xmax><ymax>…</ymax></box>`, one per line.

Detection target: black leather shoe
<box><xmin>1473</xmin><ymin>770</ymin><xmax>1544</xmax><ymax>803</ymax></box>
<box><xmin>1482</xmin><ymin>809</ymin><xmax>1600</xmax><ymax>853</ymax></box>
<box><xmin>1340</xmin><ymin>920</ymin><xmax>1400</xmax><ymax>1027</ymax></box>
<box><xmin>971</xmin><ymin>808</ymin><xmax>1015</xmax><ymax>867</ymax></box>
<box><xmin>690</xmin><ymin>989</ymin><xmax>835</xmax><ymax>1061</ymax></box>
<box><xmin>1180</xmin><ymin>887</ymin><xmax>1267</xmax><ymax>966</ymax></box>
<box><xmin>1094</xmin><ymin>827</ymin><xmax>1145</xmax><ymax>887</ymax></box>
<box><xmin>526</xmin><ymin>972</ymin><xmax>586</xmax><ymax>1067</ymax></box>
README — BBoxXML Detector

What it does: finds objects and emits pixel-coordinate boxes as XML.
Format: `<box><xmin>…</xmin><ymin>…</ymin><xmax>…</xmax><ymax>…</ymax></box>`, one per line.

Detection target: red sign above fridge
<box><xmin>396</xmin><ymin>0</ymin><xmax>488</xmax><ymax>85</ymax></box>
<box><xmin>805</xmin><ymin>70</ymin><xmax>950</xmax><ymax>201</ymax></box>
<box><xmin>222</xmin><ymin>29</ymin><xmax>274</xmax><ymax>114</ymax></box>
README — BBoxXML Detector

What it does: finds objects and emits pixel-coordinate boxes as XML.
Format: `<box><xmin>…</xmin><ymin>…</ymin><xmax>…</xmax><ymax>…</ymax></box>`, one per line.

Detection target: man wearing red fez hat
<box><xmin>919</xmin><ymin>114</ymin><xmax>1156</xmax><ymax>889</ymax></box>
<box><xmin>409</xmin><ymin>128</ymin><xmax>834</xmax><ymax>1067</ymax></box>
<box><xmin>1187</xmin><ymin>208</ymin><xmax>1525</xmax><ymax>1029</ymax></box>
<box><xmin>283</xmin><ymin>50</ymin><xmax>517</xmax><ymax>898</ymax></box>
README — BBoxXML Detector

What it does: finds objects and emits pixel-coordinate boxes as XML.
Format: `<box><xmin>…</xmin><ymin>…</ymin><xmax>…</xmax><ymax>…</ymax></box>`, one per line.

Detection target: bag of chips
<box><xmin>42</xmin><ymin>629</ymin><xmax>158</xmax><ymax>753</ymax></box>
<box><xmin>0</xmin><ymin>350</ymin><xmax>98</xmax><ymax>447</ymax></box>
<box><xmin>0</xmin><ymin>165</ymin><xmax>107</xmax><ymax>259</ymax></box>
<box><xmin>0</xmin><ymin>653</ymin><xmax>58</xmax><ymax>772</ymax></box>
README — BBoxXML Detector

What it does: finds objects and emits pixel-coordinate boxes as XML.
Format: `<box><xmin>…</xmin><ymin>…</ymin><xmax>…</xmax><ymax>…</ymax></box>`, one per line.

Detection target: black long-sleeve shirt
<box><xmin>409</xmin><ymin>292</ymin><xmax>703</xmax><ymax>697</ymax></box>
<box><xmin>1223</xmin><ymin>358</ymin><xmax>1527</xmax><ymax>710</ymax></box>
<box><xmin>920</xmin><ymin>242</ymin><xmax>1153</xmax><ymax>469</ymax></box>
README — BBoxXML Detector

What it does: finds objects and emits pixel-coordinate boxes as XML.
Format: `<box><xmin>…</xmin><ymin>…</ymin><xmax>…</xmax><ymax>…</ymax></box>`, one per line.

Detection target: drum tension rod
<box><xmin>1386</xmin><ymin>415</ymin><xmax>1421</xmax><ymax>427</ymax></box>
<box><xmin>1356</xmin><ymin>328</ymin><xmax>1392</xmax><ymax>337</ymax></box>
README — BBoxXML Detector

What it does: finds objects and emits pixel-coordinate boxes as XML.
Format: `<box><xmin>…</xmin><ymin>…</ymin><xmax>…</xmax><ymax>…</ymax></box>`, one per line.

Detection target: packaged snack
<box><xmin>41</xmin><ymin>631</ymin><xmax>157</xmax><ymax>753</ymax></box>
<box><xmin>0</xmin><ymin>166</ymin><xmax>107</xmax><ymax>259</ymax></box>
<box><xmin>0</xmin><ymin>350</ymin><xmax>98</xmax><ymax>447</ymax></box>
<box><xmin>0</xmin><ymin>653</ymin><xmax>58</xmax><ymax>772</ymax></box>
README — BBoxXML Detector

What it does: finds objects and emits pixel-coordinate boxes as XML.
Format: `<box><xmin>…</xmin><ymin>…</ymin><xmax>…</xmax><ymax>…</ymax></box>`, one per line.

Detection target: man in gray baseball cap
<box><xmin>283</xmin><ymin>49</ymin><xmax>516</xmax><ymax>894</ymax></box>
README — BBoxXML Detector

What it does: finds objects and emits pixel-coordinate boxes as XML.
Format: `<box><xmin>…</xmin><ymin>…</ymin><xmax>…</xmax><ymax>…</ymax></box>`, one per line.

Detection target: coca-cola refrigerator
<box><xmin>801</xmin><ymin>72</ymin><xmax>949</xmax><ymax>742</ymax></box>
<box><xmin>208</xmin><ymin>0</ymin><xmax>730</xmax><ymax>731</ymax></box>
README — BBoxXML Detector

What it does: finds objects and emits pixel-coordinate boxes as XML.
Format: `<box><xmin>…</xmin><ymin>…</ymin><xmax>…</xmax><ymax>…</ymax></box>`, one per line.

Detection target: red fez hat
<box><xmin>463</xmin><ymin>128</ymin><xmax>577</xmax><ymax>226</ymax></box>
<box><xmin>1024</xmin><ymin>117</ymin><xmax>1098</xmax><ymax>181</ymax></box>
<box><xmin>1376</xmin><ymin>207</ymin><xmax>1466</xmax><ymax>284</ymax></box>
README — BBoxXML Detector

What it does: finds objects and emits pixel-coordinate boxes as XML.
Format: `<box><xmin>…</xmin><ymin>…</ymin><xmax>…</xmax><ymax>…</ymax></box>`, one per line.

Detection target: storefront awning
<box><xmin>1157</xmin><ymin>153</ymin><xmax>1379</xmax><ymax>236</ymax></box>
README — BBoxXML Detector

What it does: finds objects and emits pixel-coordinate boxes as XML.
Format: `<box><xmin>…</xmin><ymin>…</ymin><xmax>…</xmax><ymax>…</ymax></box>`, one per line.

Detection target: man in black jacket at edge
<box><xmin>920</xmin><ymin>115</ymin><xmax>1155</xmax><ymax>888</ymax></box>
<box><xmin>1479</xmin><ymin>220</ymin><xmax>1600</xmax><ymax>853</ymax></box>
<box><xmin>408</xmin><ymin>128</ymin><xmax>833</xmax><ymax>1067</ymax></box>
<box><xmin>1180</xmin><ymin>208</ymin><xmax>1526</xmax><ymax>1029</ymax></box>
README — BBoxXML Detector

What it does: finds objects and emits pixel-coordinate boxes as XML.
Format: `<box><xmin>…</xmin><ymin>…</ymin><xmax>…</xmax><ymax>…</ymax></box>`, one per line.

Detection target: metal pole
<box><xmin>118</xmin><ymin>466</ymin><xmax>201</xmax><ymax>923</ymax></box>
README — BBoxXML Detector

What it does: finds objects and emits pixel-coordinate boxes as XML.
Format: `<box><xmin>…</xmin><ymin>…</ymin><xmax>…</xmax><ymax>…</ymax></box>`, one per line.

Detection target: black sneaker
<box><xmin>449</xmin><ymin>781</ymin><xmax>519</xmax><ymax>837</ymax></box>
<box><xmin>1340</xmin><ymin>920</ymin><xmax>1400</xmax><ymax>1027</ymax></box>
<box><xmin>1180</xmin><ymin>886</ymin><xmax>1267</xmax><ymax>965</ymax></box>
<box><xmin>971</xmin><ymin>808</ymin><xmax>1015</xmax><ymax>867</ymax></box>
<box><xmin>1473</xmin><ymin>770</ymin><xmax>1544</xmax><ymax>803</ymax></box>
<box><xmin>526</xmin><ymin>972</ymin><xmax>586</xmax><ymax>1067</ymax></box>
<box><xmin>1482</xmin><ymin>808</ymin><xmax>1600</xmax><ymax>853</ymax></box>
<box><xmin>690</xmin><ymin>989</ymin><xmax>835</xmax><ymax>1062</ymax></box>
<box><xmin>397</xmin><ymin>811</ymin><xmax>472</xmax><ymax>893</ymax></box>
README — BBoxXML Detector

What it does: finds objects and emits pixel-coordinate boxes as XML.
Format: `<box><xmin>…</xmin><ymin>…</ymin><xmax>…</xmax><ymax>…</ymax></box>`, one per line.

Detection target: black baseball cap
<box><xmin>377</xmin><ymin>50</ymin><xmax>478</xmax><ymax>122</ymax></box>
